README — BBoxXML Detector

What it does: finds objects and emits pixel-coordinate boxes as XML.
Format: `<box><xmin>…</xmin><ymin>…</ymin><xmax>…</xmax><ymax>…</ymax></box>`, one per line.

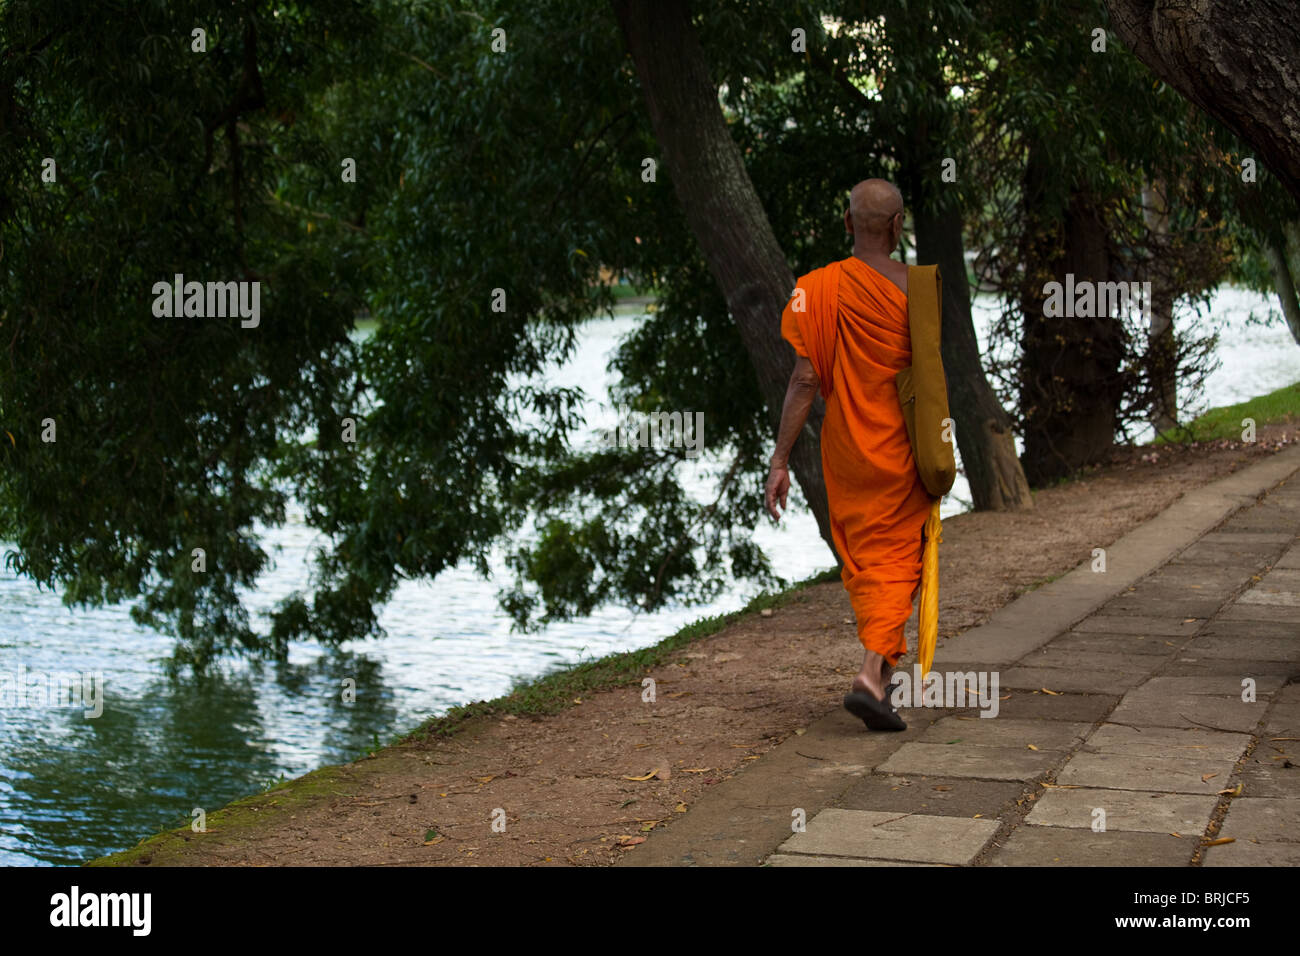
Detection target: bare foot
<box><xmin>851</xmin><ymin>649</ymin><xmax>890</xmax><ymax>701</ymax></box>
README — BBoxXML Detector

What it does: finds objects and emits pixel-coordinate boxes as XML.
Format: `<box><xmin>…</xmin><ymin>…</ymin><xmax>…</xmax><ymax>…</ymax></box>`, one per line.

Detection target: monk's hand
<box><xmin>765</xmin><ymin>462</ymin><xmax>790</xmax><ymax>521</ymax></box>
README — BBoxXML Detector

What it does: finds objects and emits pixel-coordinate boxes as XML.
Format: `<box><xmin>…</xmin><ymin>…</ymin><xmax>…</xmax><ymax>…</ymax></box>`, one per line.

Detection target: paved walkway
<box><xmin>622</xmin><ymin>446</ymin><xmax>1300</xmax><ymax>866</ymax></box>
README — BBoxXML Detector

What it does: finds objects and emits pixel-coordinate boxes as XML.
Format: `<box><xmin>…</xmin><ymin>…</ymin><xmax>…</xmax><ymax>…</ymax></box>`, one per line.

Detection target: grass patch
<box><xmin>1156</xmin><ymin>381</ymin><xmax>1300</xmax><ymax>444</ymax></box>
<box><xmin>401</xmin><ymin>566</ymin><xmax>841</xmax><ymax>743</ymax></box>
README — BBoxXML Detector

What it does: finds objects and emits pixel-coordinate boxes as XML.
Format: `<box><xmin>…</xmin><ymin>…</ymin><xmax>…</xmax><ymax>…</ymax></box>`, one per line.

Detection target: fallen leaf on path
<box><xmin>1204</xmin><ymin>837</ymin><xmax>1235</xmax><ymax>846</ymax></box>
<box><xmin>1170</xmin><ymin>832</ymin><xmax>1182</xmax><ymax>838</ymax></box>
<box><xmin>933</xmin><ymin>785</ymin><xmax>952</xmax><ymax>791</ymax></box>
<box><xmin>675</xmin><ymin>803</ymin><xmax>688</xmax><ymax>813</ymax></box>
<box><xmin>616</xmin><ymin>835</ymin><xmax>646</xmax><ymax>848</ymax></box>
<box><xmin>1201</xmin><ymin>772</ymin><xmax>1218</xmax><ymax>783</ymax></box>
<box><xmin>1217</xmin><ymin>783</ymin><xmax>1243</xmax><ymax>796</ymax></box>
<box><xmin>622</xmin><ymin>770</ymin><xmax>660</xmax><ymax>781</ymax></box>
<box><xmin>1027</xmin><ymin>744</ymin><xmax>1039</xmax><ymax>751</ymax></box>
<box><xmin>1040</xmin><ymin>688</ymin><xmax>1061</xmax><ymax>696</ymax></box>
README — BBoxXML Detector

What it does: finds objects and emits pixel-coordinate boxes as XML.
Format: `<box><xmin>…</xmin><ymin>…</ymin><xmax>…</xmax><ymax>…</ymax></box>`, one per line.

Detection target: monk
<box><xmin>764</xmin><ymin>178</ymin><xmax>932</xmax><ymax>731</ymax></box>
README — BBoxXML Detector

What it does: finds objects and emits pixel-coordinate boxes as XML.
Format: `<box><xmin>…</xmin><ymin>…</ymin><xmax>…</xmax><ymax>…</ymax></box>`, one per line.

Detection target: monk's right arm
<box><xmin>765</xmin><ymin>356</ymin><xmax>820</xmax><ymax>520</ymax></box>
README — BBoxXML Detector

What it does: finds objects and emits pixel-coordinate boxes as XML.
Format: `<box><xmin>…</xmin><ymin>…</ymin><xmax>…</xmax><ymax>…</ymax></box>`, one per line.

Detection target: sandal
<box><xmin>843</xmin><ymin>686</ymin><xmax>907</xmax><ymax>731</ymax></box>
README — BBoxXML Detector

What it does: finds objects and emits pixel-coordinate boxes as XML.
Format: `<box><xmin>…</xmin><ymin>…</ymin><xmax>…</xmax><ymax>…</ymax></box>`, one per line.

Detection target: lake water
<box><xmin>1</xmin><ymin>287</ymin><xmax>1296</xmax><ymax>865</ymax></box>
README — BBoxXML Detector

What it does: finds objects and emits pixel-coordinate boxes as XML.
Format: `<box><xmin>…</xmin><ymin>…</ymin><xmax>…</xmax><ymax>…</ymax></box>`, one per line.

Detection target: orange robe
<box><xmin>780</xmin><ymin>255</ymin><xmax>933</xmax><ymax>666</ymax></box>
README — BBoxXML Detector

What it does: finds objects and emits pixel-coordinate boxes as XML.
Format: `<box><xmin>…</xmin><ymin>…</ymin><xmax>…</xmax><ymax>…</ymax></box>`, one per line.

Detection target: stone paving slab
<box><xmin>1219</xmin><ymin>602</ymin><xmax>1300</xmax><ymax>622</ymax></box>
<box><xmin>984</xmin><ymin>691</ymin><xmax>1120</xmax><ymax>723</ymax></box>
<box><xmin>1196</xmin><ymin>619</ymin><xmax>1300</xmax><ymax>640</ymax></box>
<box><xmin>1181</xmin><ymin>633</ymin><xmax>1299</xmax><ymax>660</ymax></box>
<box><xmin>1190</xmin><ymin>531</ymin><xmax>1294</xmax><ymax>545</ymax></box>
<box><xmin>1070</xmin><ymin>615</ymin><xmax>1205</xmax><ymax>637</ymax></box>
<box><xmin>986</xmin><ymin>826</ymin><xmax>1192</xmax><ymax>866</ymax></box>
<box><xmin>1216</xmin><ymin>796</ymin><xmax>1300</xmax><ymax>842</ymax></box>
<box><xmin>1136</xmin><ymin>674</ymin><xmax>1286</xmax><ymax>697</ymax></box>
<box><xmin>837</xmin><ymin>775</ymin><xmax>1025</xmax><ymax>818</ymax></box>
<box><xmin>878</xmin><ymin>743</ymin><xmax>1061</xmax><ymax>781</ymax></box>
<box><xmin>1024</xmin><ymin>787</ymin><xmax>1218</xmax><ymax>834</ymax></box>
<box><xmin>1174</xmin><ymin>539</ymin><xmax>1288</xmax><ymax>566</ymax></box>
<box><xmin>916</xmin><ymin>716</ymin><xmax>1091</xmax><ymax>751</ymax></box>
<box><xmin>1056</xmin><ymin>752</ymin><xmax>1238</xmax><ymax>794</ymax></box>
<box><xmin>1164</xmin><ymin>657</ymin><xmax>1298</xmax><ymax>678</ymax></box>
<box><xmin>1014</xmin><ymin>647</ymin><xmax>1171</xmax><ymax>671</ymax></box>
<box><xmin>1238</xmin><ymin>588</ymin><xmax>1300</xmax><ymax>607</ymax></box>
<box><xmin>1260</xmin><ymin>568</ymin><xmax>1300</xmax><ymax>588</ymax></box>
<box><xmin>1081</xmin><ymin>723</ymin><xmax>1252</xmax><ymax>761</ymax></box>
<box><xmin>1145</xmin><ymin>564</ymin><xmax>1260</xmax><ymax>591</ymax></box>
<box><xmin>1202</xmin><ymin>839</ymin><xmax>1300</xmax><ymax>865</ymax></box>
<box><xmin>1108</xmin><ymin>694</ymin><xmax>1265</xmax><ymax>733</ymax></box>
<box><xmin>1277</xmin><ymin>546</ymin><xmax>1300</xmax><ymax>569</ymax></box>
<box><xmin>1102</xmin><ymin>593</ymin><xmax>1228</xmax><ymax>618</ymax></box>
<box><xmin>776</xmin><ymin>808</ymin><xmax>998</xmax><ymax>864</ymax></box>
<box><xmin>998</xmin><ymin>666</ymin><xmax>1143</xmax><ymax>693</ymax></box>
<box><xmin>1272</xmin><ymin>684</ymin><xmax>1300</xmax><ymax>706</ymax></box>
<box><xmin>1263</xmin><ymin>704</ymin><xmax>1300</xmax><ymax>736</ymax></box>
<box><xmin>1236</xmin><ymin>747</ymin><xmax>1300</xmax><ymax>798</ymax></box>
<box><xmin>1219</xmin><ymin>510</ymin><xmax>1300</xmax><ymax>533</ymax></box>
<box><xmin>1049</xmin><ymin>630</ymin><xmax>1183</xmax><ymax>655</ymax></box>
<box><xmin>763</xmin><ymin>853</ymin><xmax>936</xmax><ymax>867</ymax></box>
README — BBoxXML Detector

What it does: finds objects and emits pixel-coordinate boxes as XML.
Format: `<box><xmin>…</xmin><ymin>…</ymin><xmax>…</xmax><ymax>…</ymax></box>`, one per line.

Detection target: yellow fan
<box><xmin>917</xmin><ymin>497</ymin><xmax>943</xmax><ymax>676</ymax></box>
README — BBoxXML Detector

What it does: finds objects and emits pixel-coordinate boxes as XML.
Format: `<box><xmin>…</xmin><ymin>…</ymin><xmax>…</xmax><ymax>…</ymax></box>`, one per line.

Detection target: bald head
<box><xmin>848</xmin><ymin>179</ymin><xmax>904</xmax><ymax>239</ymax></box>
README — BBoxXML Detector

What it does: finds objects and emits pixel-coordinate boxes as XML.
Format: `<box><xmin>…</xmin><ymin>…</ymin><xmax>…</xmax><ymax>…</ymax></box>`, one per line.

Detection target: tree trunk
<box><xmin>891</xmin><ymin>24</ymin><xmax>1033</xmax><ymax>513</ymax></box>
<box><xmin>1019</xmin><ymin>150</ymin><xmax>1126</xmax><ymax>484</ymax></box>
<box><xmin>1142</xmin><ymin>180</ymin><xmax>1178</xmax><ymax>432</ymax></box>
<box><xmin>912</xmin><ymin>202</ymin><xmax>1033</xmax><ymax>510</ymax></box>
<box><xmin>611</xmin><ymin>0</ymin><xmax>836</xmax><ymax>555</ymax></box>
<box><xmin>1106</xmin><ymin>0</ymin><xmax>1300</xmax><ymax>205</ymax></box>
<box><xmin>1263</xmin><ymin>231</ymin><xmax>1300</xmax><ymax>345</ymax></box>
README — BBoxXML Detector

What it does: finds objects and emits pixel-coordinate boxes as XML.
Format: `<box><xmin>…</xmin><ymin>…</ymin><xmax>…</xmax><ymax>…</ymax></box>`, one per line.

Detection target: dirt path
<box><xmin>92</xmin><ymin>429</ymin><xmax>1295</xmax><ymax>867</ymax></box>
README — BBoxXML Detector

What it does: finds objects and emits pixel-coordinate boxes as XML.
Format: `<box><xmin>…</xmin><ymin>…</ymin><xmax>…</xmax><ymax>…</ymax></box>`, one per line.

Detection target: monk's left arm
<box><xmin>765</xmin><ymin>356</ymin><xmax>820</xmax><ymax>520</ymax></box>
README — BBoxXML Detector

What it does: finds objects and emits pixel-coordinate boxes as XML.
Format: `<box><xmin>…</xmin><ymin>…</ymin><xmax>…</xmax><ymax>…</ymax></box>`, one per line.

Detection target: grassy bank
<box><xmin>1157</xmin><ymin>381</ymin><xmax>1300</xmax><ymax>444</ymax></box>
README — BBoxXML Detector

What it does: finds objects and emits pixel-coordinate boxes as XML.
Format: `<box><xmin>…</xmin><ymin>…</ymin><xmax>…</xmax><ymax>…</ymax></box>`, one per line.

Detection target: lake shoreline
<box><xmin>86</xmin><ymin>416</ymin><xmax>1298</xmax><ymax>867</ymax></box>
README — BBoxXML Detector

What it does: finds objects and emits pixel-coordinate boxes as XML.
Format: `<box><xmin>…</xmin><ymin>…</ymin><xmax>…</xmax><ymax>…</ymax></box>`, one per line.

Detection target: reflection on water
<box><xmin>1</xmin><ymin>288</ymin><xmax>1296</xmax><ymax>865</ymax></box>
